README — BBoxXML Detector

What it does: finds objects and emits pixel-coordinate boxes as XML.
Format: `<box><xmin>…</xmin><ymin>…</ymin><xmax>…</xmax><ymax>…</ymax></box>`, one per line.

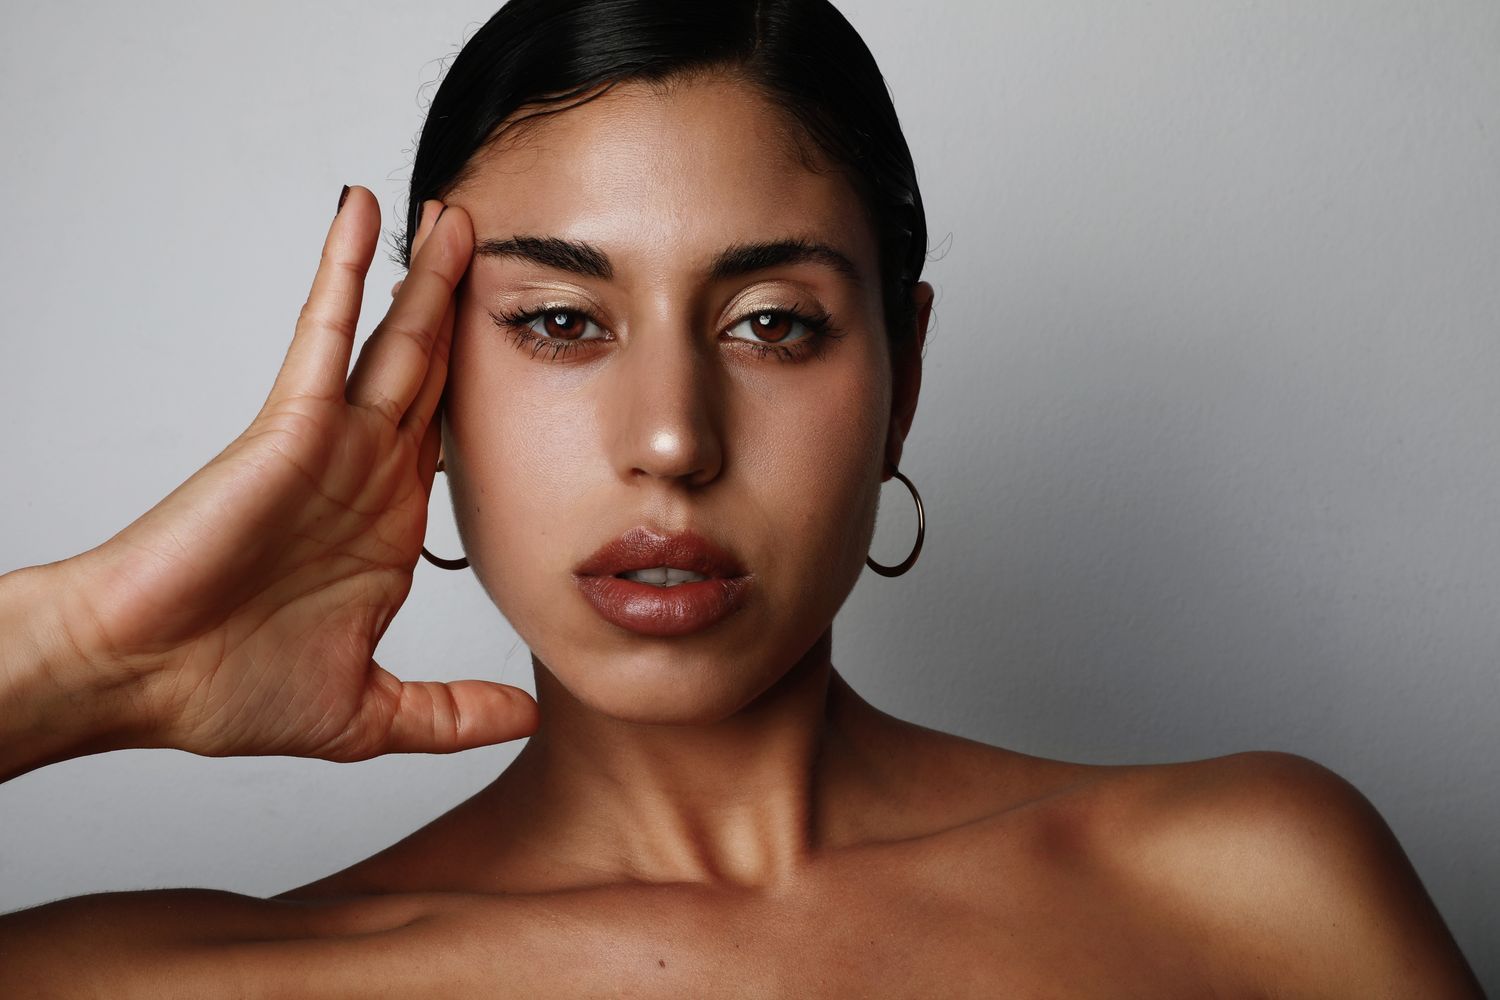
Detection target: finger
<box><xmin>266</xmin><ymin>185</ymin><xmax>380</xmax><ymax>407</ymax></box>
<box><xmin>384</xmin><ymin>198</ymin><xmax>435</xmax><ymax>303</ymax></box>
<box><xmin>387</xmin><ymin>194</ymin><xmax>443</xmax><ymax>300</ymax></box>
<box><xmin>416</xmin><ymin>405</ymin><xmax>443</xmax><ymax>499</ymax></box>
<box><xmin>390</xmin><ymin>680</ymin><xmax>539</xmax><ymax>754</ymax></box>
<box><xmin>397</xmin><ymin>199</ymin><xmax>458</xmax><ymax>438</ymax></box>
<box><xmin>399</xmin><ymin>289</ymin><xmax>455</xmax><ymax>440</ymax></box>
<box><xmin>347</xmin><ymin>669</ymin><xmax>541</xmax><ymax>757</ymax></box>
<box><xmin>409</xmin><ymin>197</ymin><xmax>444</xmax><ymax>259</ymax></box>
<box><xmin>345</xmin><ymin>203</ymin><xmax>474</xmax><ymax>424</ymax></box>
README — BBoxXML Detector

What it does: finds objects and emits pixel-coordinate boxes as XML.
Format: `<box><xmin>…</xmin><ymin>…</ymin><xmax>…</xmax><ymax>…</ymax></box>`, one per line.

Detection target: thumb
<box><xmin>347</xmin><ymin>667</ymin><xmax>541</xmax><ymax>756</ymax></box>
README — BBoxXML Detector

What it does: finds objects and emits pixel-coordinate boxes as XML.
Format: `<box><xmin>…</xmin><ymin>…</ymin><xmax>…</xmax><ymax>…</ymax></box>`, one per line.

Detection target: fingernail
<box><xmin>336</xmin><ymin>184</ymin><xmax>351</xmax><ymax>216</ymax></box>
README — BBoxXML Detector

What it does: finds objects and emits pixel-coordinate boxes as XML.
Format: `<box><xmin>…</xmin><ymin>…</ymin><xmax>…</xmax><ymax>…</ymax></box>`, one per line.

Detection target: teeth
<box><xmin>618</xmin><ymin>566</ymin><xmax>710</xmax><ymax>586</ymax></box>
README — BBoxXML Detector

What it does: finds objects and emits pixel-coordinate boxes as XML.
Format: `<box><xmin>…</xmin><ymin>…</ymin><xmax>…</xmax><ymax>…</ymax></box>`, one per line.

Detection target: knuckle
<box><xmin>429</xmin><ymin>325</ymin><xmax>453</xmax><ymax>366</ymax></box>
<box><xmin>330</xmin><ymin>258</ymin><xmax>366</xmax><ymax>282</ymax></box>
<box><xmin>366</xmin><ymin>393</ymin><xmax>405</xmax><ymax>426</ymax></box>
<box><xmin>380</xmin><ymin>320</ymin><xmax>433</xmax><ymax>355</ymax></box>
<box><xmin>351</xmin><ymin>389</ymin><xmax>399</xmax><ymax>425</ymax></box>
<box><xmin>412</xmin><ymin>254</ymin><xmax>456</xmax><ymax>289</ymax></box>
<box><xmin>298</xmin><ymin>301</ymin><xmax>357</xmax><ymax>342</ymax></box>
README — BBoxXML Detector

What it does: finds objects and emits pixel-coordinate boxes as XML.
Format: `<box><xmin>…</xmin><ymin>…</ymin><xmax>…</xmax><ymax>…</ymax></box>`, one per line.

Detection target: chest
<box><xmin>375</xmin><ymin>865</ymin><xmax>1234</xmax><ymax>999</ymax></box>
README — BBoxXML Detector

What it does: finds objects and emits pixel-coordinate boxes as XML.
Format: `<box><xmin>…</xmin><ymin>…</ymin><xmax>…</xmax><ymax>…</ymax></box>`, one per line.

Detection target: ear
<box><xmin>884</xmin><ymin>280</ymin><xmax>933</xmax><ymax>478</ymax></box>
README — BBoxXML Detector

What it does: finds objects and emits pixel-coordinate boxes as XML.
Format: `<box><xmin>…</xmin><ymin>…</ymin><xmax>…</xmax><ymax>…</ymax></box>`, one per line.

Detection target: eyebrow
<box><xmin>474</xmin><ymin>235</ymin><xmax>862</xmax><ymax>286</ymax></box>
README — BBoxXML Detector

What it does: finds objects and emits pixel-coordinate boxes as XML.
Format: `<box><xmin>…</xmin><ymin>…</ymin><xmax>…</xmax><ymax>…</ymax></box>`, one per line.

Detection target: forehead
<box><xmin>450</xmin><ymin>74</ymin><xmax>878</xmax><ymax>279</ymax></box>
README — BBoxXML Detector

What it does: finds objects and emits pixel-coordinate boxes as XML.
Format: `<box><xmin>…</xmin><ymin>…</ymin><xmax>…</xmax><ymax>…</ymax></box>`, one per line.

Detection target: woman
<box><xmin>0</xmin><ymin>0</ymin><xmax>1483</xmax><ymax>994</ymax></box>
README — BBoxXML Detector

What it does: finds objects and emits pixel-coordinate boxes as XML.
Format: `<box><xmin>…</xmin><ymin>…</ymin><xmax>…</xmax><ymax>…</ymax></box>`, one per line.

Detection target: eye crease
<box><xmin>488</xmin><ymin>304</ymin><xmax>847</xmax><ymax>363</ymax></box>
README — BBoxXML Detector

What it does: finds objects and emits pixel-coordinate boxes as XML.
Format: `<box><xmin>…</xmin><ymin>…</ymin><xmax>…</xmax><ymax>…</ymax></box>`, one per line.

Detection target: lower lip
<box><xmin>574</xmin><ymin>574</ymin><xmax>752</xmax><ymax>637</ymax></box>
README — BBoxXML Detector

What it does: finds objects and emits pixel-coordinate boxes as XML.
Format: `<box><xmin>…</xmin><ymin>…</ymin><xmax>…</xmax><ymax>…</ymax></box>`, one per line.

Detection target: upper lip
<box><xmin>575</xmin><ymin>526</ymin><xmax>748</xmax><ymax>578</ymax></box>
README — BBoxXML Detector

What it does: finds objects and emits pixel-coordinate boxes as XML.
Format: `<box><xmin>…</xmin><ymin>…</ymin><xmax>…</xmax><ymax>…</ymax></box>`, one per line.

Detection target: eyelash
<box><xmin>488</xmin><ymin>303</ymin><xmax>846</xmax><ymax>364</ymax></box>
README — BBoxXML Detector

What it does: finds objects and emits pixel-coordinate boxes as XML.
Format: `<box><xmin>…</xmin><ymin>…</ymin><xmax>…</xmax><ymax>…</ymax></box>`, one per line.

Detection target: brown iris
<box><xmin>541</xmin><ymin>309</ymin><xmax>588</xmax><ymax>339</ymax></box>
<box><xmin>749</xmin><ymin>311</ymin><xmax>795</xmax><ymax>343</ymax></box>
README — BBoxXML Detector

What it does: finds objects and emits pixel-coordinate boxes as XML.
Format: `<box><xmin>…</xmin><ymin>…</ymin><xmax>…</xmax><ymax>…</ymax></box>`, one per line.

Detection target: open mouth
<box><xmin>574</xmin><ymin>526</ymin><xmax>751</xmax><ymax>635</ymax></box>
<box><xmin>576</xmin><ymin>572</ymin><xmax>752</xmax><ymax>637</ymax></box>
<box><xmin>612</xmin><ymin>566</ymin><xmax>713</xmax><ymax>586</ymax></box>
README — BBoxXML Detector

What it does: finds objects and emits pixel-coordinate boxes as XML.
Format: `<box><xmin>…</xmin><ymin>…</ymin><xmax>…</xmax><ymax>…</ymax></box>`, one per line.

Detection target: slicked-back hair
<box><xmin>399</xmin><ymin>0</ymin><xmax>928</xmax><ymax>355</ymax></box>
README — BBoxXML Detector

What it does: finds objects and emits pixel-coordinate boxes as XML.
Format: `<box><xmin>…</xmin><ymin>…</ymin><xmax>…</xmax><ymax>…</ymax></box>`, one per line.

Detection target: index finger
<box><xmin>265</xmin><ymin>184</ymin><xmax>381</xmax><ymax>408</ymax></box>
<box><xmin>344</xmin><ymin>204</ymin><xmax>474</xmax><ymax>425</ymax></box>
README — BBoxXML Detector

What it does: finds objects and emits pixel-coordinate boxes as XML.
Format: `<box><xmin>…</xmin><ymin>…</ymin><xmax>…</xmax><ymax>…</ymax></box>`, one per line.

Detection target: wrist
<box><xmin>0</xmin><ymin>559</ymin><xmax>156</xmax><ymax>781</ymax></box>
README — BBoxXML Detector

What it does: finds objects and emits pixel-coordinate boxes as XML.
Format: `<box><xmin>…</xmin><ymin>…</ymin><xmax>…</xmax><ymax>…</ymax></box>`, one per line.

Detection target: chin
<box><xmin>535</xmin><ymin>644</ymin><xmax>793</xmax><ymax>726</ymax></box>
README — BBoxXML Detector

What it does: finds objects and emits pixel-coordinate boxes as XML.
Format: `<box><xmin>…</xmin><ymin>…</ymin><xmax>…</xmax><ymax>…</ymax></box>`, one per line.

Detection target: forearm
<box><xmin>0</xmin><ymin>561</ymin><xmax>146</xmax><ymax>783</ymax></box>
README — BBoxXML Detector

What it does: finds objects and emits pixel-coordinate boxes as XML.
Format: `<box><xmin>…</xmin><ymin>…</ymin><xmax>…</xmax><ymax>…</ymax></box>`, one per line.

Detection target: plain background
<box><xmin>2</xmin><ymin>0</ymin><xmax>1495</xmax><ymax>986</ymax></box>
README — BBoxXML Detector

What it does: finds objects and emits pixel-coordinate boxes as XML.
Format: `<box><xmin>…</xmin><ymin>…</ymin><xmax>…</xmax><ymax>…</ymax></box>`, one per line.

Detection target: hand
<box><xmin>50</xmin><ymin>186</ymin><xmax>538</xmax><ymax>762</ymax></box>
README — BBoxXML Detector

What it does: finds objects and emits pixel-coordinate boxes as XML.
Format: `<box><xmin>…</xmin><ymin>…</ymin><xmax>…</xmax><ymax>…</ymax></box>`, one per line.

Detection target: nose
<box><xmin>605</xmin><ymin>318</ymin><xmax>725</xmax><ymax>489</ymax></box>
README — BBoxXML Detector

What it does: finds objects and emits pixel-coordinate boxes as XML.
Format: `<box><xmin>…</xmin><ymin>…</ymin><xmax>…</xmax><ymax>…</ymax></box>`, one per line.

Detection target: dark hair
<box><xmin>398</xmin><ymin>0</ymin><xmax>928</xmax><ymax>355</ymax></box>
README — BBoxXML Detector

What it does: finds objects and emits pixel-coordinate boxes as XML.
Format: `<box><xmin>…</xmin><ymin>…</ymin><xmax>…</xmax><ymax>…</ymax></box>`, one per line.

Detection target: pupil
<box><xmin>756</xmin><ymin>312</ymin><xmax>789</xmax><ymax>341</ymax></box>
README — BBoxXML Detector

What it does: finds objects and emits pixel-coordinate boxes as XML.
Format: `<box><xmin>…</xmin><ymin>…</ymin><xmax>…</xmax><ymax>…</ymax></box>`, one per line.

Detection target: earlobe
<box><xmin>883</xmin><ymin>404</ymin><xmax>911</xmax><ymax>482</ymax></box>
<box><xmin>884</xmin><ymin>432</ymin><xmax>903</xmax><ymax>480</ymax></box>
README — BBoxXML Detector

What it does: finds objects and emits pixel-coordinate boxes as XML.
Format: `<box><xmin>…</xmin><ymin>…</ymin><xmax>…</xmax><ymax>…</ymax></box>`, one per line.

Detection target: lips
<box><xmin>574</xmin><ymin>525</ymin><xmax>747</xmax><ymax>579</ymax></box>
<box><xmin>573</xmin><ymin>526</ymin><xmax>752</xmax><ymax>637</ymax></box>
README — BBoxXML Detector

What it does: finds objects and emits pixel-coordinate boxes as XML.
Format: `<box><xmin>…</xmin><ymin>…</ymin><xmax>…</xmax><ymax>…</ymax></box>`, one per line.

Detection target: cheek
<box><xmin>442</xmin><ymin>317</ymin><xmax>890</xmax><ymax>630</ymax></box>
<box><xmin>733</xmin><ymin>346</ymin><xmax>891</xmax><ymax>589</ymax></box>
<box><xmin>442</xmin><ymin>331</ymin><xmax>601</xmax><ymax>620</ymax></box>
<box><xmin>811</xmin><ymin>372</ymin><xmax>889</xmax><ymax>545</ymax></box>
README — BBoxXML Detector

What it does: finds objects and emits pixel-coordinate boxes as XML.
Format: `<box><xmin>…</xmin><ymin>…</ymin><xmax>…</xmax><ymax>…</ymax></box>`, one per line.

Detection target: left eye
<box><xmin>494</xmin><ymin>303</ymin><xmax>837</xmax><ymax>364</ymax></box>
<box><xmin>727</xmin><ymin>310</ymin><xmax>811</xmax><ymax>346</ymax></box>
<box><xmin>523</xmin><ymin>308</ymin><xmax>605</xmax><ymax>342</ymax></box>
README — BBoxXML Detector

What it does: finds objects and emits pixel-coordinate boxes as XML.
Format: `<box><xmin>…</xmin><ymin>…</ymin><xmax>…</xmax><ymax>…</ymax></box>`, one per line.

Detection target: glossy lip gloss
<box><xmin>574</xmin><ymin>574</ymin><xmax>753</xmax><ymax>637</ymax></box>
<box><xmin>573</xmin><ymin>526</ymin><xmax>754</xmax><ymax>637</ymax></box>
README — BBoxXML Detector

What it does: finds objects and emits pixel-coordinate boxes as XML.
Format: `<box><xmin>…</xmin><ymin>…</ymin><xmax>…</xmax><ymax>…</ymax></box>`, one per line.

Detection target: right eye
<box><xmin>490</xmin><ymin>305</ymin><xmax>610</xmax><ymax>361</ymax></box>
<box><xmin>517</xmin><ymin>308</ymin><xmax>606</xmax><ymax>342</ymax></box>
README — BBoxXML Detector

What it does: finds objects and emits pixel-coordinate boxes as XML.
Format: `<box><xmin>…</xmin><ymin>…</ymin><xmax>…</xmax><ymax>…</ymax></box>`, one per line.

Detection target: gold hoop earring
<box><xmin>866</xmin><ymin>465</ymin><xmax>925</xmax><ymax>578</ymax></box>
<box><xmin>420</xmin><ymin>459</ymin><xmax>469</xmax><ymax>571</ymax></box>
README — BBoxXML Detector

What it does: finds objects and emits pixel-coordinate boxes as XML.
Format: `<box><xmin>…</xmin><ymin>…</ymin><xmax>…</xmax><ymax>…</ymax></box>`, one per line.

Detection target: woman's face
<box><xmin>440</xmin><ymin>73</ymin><xmax>918</xmax><ymax>724</ymax></box>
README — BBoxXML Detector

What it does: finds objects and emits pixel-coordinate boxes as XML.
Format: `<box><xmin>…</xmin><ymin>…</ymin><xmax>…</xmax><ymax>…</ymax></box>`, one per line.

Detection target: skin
<box><xmin>426</xmin><ymin>69</ymin><xmax>916</xmax><ymax>889</ymax></box>
<box><xmin>0</xmin><ymin>74</ymin><xmax>1483</xmax><ymax>997</ymax></box>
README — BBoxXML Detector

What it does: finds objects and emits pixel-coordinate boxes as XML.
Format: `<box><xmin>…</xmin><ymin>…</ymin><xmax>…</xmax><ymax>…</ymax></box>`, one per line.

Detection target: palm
<box><xmin>131</xmin><ymin>399</ymin><xmax>427</xmax><ymax>758</ymax></box>
<box><xmin>62</xmin><ymin>190</ymin><xmax>536</xmax><ymax>760</ymax></box>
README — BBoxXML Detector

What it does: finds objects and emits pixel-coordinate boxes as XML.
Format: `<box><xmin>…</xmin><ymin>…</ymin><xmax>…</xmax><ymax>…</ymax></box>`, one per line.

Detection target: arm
<box><xmin>0</xmin><ymin>888</ymin><xmax>431</xmax><ymax>999</ymax></box>
<box><xmin>0</xmin><ymin>190</ymin><xmax>542</xmax><ymax>993</ymax></box>
<box><xmin>0</xmin><ymin>888</ymin><xmax>602</xmax><ymax>999</ymax></box>
<box><xmin>0</xmin><ymin>560</ymin><xmax>152</xmax><ymax>784</ymax></box>
<box><xmin>0</xmin><ymin>190</ymin><xmax>535</xmax><ymax>787</ymax></box>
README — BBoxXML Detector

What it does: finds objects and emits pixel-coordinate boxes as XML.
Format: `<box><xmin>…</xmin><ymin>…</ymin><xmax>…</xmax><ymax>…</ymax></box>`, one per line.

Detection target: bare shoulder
<box><xmin>1080</xmin><ymin>751</ymin><xmax>1484</xmax><ymax>997</ymax></box>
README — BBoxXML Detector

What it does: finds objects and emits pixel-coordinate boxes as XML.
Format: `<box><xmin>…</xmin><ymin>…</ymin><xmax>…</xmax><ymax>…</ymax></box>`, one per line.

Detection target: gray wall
<box><xmin>2</xmin><ymin>0</ymin><xmax>1495</xmax><ymax>986</ymax></box>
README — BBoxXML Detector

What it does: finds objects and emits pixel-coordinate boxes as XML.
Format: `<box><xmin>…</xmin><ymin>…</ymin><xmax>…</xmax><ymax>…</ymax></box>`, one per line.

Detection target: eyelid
<box><xmin>740</xmin><ymin>304</ymin><xmax>839</xmax><ymax>346</ymax></box>
<box><xmin>501</xmin><ymin>302</ymin><xmax>611</xmax><ymax>341</ymax></box>
<box><xmin>492</xmin><ymin>301</ymin><xmax>842</xmax><ymax>364</ymax></box>
<box><xmin>496</xmin><ymin>295</ymin><xmax>831</xmax><ymax>335</ymax></box>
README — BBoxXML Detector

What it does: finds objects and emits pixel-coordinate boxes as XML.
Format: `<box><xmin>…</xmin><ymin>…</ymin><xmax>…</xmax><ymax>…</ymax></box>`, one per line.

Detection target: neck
<box><xmin>502</xmin><ymin>626</ymin><xmax>882</xmax><ymax>890</ymax></box>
